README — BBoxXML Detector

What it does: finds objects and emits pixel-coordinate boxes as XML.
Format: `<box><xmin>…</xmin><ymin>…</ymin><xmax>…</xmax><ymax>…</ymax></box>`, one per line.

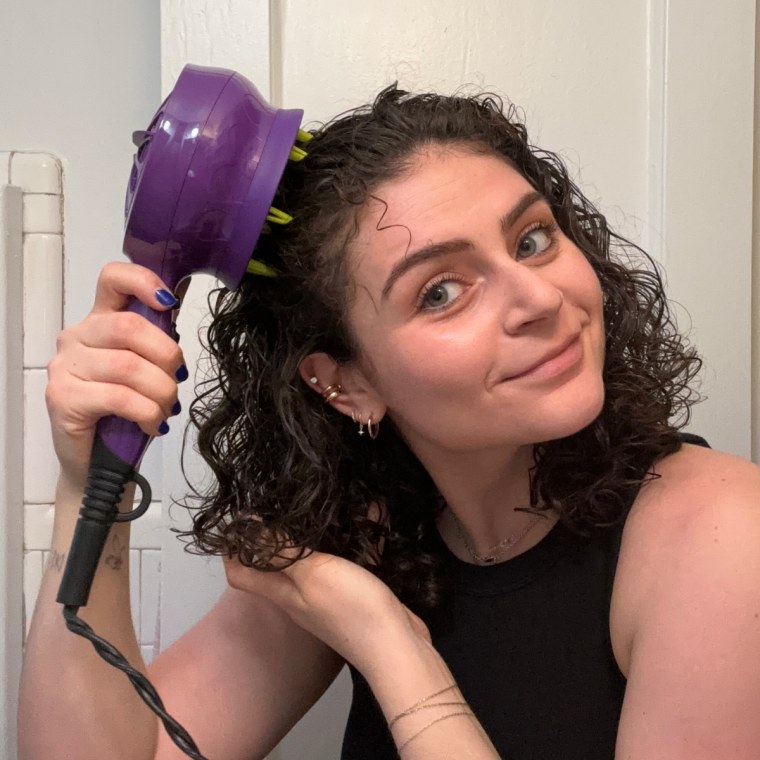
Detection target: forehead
<box><xmin>350</xmin><ymin>148</ymin><xmax>535</xmax><ymax>277</ymax></box>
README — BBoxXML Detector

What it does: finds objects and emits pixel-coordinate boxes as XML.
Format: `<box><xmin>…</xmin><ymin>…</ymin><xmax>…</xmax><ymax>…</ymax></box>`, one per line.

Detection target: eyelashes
<box><xmin>517</xmin><ymin>221</ymin><xmax>559</xmax><ymax>260</ymax></box>
<box><xmin>415</xmin><ymin>220</ymin><xmax>560</xmax><ymax>313</ymax></box>
<box><xmin>416</xmin><ymin>272</ymin><xmax>467</xmax><ymax>311</ymax></box>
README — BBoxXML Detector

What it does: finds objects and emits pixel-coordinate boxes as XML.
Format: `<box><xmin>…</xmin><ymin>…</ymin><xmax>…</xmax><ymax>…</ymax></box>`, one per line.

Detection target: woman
<box><xmin>20</xmin><ymin>86</ymin><xmax>760</xmax><ymax>759</ymax></box>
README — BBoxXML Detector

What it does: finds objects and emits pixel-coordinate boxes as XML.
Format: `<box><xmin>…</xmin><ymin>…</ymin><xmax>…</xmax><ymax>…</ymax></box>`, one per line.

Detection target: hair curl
<box><xmin>180</xmin><ymin>85</ymin><xmax>704</xmax><ymax>612</ymax></box>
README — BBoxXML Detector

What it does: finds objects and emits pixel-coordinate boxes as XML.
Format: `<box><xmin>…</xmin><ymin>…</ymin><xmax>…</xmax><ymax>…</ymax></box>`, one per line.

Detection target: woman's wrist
<box><xmin>358</xmin><ymin>624</ymin><xmax>500</xmax><ymax>757</ymax></box>
<box><xmin>360</xmin><ymin>629</ymin><xmax>462</xmax><ymax>725</ymax></box>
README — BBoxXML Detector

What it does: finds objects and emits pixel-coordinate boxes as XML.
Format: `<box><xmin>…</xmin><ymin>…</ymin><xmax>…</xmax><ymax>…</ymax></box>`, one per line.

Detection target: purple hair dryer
<box><xmin>57</xmin><ymin>64</ymin><xmax>305</xmax><ymax>610</ymax></box>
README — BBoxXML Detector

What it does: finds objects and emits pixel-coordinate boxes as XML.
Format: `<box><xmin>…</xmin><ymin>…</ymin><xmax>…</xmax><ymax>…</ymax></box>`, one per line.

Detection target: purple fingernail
<box><xmin>175</xmin><ymin>364</ymin><xmax>189</xmax><ymax>382</ymax></box>
<box><xmin>171</xmin><ymin>400</ymin><xmax>181</xmax><ymax>415</ymax></box>
<box><xmin>155</xmin><ymin>288</ymin><xmax>178</xmax><ymax>307</ymax></box>
<box><xmin>158</xmin><ymin>420</ymin><xmax>170</xmax><ymax>435</ymax></box>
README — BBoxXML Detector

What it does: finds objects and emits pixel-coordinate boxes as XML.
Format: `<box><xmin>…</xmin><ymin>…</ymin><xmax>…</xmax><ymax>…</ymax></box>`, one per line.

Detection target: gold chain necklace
<box><xmin>449</xmin><ymin>509</ymin><xmax>546</xmax><ymax>565</ymax></box>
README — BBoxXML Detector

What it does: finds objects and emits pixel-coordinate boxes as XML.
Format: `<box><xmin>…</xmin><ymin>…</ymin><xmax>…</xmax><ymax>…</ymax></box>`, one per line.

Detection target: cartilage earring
<box><xmin>309</xmin><ymin>376</ymin><xmax>319</xmax><ymax>385</ymax></box>
<box><xmin>321</xmin><ymin>384</ymin><xmax>343</xmax><ymax>404</ymax></box>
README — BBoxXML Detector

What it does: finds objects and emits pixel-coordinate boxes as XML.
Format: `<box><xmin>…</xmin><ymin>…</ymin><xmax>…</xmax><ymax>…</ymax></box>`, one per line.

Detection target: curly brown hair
<box><xmin>180</xmin><ymin>85</ymin><xmax>704</xmax><ymax>612</ymax></box>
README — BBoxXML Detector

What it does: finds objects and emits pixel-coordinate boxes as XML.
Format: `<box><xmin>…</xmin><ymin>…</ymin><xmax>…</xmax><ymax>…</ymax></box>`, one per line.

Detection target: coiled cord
<box><xmin>62</xmin><ymin>607</ymin><xmax>209</xmax><ymax>759</ymax></box>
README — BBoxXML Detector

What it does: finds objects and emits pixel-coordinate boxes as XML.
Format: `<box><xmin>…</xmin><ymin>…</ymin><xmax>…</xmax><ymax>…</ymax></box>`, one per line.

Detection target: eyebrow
<box><xmin>380</xmin><ymin>190</ymin><xmax>546</xmax><ymax>300</ymax></box>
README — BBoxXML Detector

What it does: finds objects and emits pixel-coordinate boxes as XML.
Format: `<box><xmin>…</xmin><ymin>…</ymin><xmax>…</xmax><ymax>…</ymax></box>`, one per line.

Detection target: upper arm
<box><xmin>616</xmin><ymin>453</ymin><xmax>760</xmax><ymax>759</ymax></box>
<box><xmin>147</xmin><ymin>587</ymin><xmax>346</xmax><ymax>760</ymax></box>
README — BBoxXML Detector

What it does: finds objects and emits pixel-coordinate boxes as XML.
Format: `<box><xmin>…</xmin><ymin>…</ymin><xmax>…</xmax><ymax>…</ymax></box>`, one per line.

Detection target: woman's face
<box><xmin>345</xmin><ymin>146</ymin><xmax>606</xmax><ymax>457</ymax></box>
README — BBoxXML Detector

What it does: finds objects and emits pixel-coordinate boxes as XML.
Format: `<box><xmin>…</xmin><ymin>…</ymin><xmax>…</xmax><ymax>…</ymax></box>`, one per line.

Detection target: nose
<box><xmin>497</xmin><ymin>261</ymin><xmax>564</xmax><ymax>334</ymax></box>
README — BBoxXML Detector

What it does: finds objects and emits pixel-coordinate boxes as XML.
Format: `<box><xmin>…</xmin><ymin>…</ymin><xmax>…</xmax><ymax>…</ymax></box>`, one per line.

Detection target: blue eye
<box><xmin>517</xmin><ymin>225</ymin><xmax>555</xmax><ymax>259</ymax></box>
<box><xmin>419</xmin><ymin>278</ymin><xmax>465</xmax><ymax>311</ymax></box>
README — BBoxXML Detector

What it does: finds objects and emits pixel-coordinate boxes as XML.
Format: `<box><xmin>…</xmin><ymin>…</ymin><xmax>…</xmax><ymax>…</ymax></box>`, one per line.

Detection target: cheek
<box><xmin>579</xmin><ymin>264</ymin><xmax>606</xmax><ymax>362</ymax></box>
<box><xmin>361</xmin><ymin>326</ymin><xmax>486</xmax><ymax>407</ymax></box>
<box><xmin>570</xmin><ymin>255</ymin><xmax>604</xmax><ymax>320</ymax></box>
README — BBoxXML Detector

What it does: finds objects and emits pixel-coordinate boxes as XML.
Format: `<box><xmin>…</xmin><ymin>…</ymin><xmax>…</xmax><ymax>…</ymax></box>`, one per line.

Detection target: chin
<box><xmin>531</xmin><ymin>379</ymin><xmax>606</xmax><ymax>445</ymax></box>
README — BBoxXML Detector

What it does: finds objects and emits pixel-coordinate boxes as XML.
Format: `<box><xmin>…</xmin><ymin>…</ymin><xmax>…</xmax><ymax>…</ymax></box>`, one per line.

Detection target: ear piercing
<box><xmin>366</xmin><ymin>414</ymin><xmax>379</xmax><ymax>439</ymax></box>
<box><xmin>309</xmin><ymin>375</ymin><xmax>337</xmax><ymax>398</ymax></box>
<box><xmin>351</xmin><ymin>411</ymin><xmax>380</xmax><ymax>439</ymax></box>
<box><xmin>321</xmin><ymin>384</ymin><xmax>343</xmax><ymax>403</ymax></box>
<box><xmin>312</xmin><ymin>377</ymin><xmax>379</xmax><ymax>439</ymax></box>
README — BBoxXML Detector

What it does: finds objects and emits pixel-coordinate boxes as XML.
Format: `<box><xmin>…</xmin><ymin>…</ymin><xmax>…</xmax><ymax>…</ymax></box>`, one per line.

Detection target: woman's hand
<box><xmin>45</xmin><ymin>261</ymin><xmax>186</xmax><ymax>491</ymax></box>
<box><xmin>223</xmin><ymin>540</ymin><xmax>431</xmax><ymax>676</ymax></box>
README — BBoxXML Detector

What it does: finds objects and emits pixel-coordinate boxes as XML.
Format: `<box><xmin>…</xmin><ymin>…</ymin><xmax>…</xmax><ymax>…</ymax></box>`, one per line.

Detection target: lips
<box><xmin>506</xmin><ymin>334</ymin><xmax>582</xmax><ymax>380</ymax></box>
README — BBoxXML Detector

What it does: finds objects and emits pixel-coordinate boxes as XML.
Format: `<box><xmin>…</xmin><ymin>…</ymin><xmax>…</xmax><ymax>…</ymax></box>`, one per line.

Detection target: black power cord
<box><xmin>57</xmin><ymin>434</ymin><xmax>209</xmax><ymax>759</ymax></box>
<box><xmin>62</xmin><ymin>606</ymin><xmax>208</xmax><ymax>759</ymax></box>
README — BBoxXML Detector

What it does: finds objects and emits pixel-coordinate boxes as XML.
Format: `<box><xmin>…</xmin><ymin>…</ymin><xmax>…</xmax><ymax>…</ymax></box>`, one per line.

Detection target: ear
<box><xmin>298</xmin><ymin>352</ymin><xmax>387</xmax><ymax>423</ymax></box>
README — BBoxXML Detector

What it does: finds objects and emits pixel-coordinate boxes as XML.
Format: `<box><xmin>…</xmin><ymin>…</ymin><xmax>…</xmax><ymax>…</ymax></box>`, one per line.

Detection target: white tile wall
<box><xmin>11</xmin><ymin>152</ymin><xmax>63</xmax><ymax>194</ymax></box>
<box><xmin>23</xmin><ymin>233</ymin><xmax>63</xmax><ymax>367</ymax></box>
<box><xmin>15</xmin><ymin>152</ymin><xmax>163</xmax><ymax>661</ymax></box>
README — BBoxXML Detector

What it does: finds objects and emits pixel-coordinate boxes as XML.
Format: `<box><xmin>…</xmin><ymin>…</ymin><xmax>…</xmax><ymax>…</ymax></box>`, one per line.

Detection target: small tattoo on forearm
<box><xmin>104</xmin><ymin>533</ymin><xmax>125</xmax><ymax>571</ymax></box>
<box><xmin>47</xmin><ymin>549</ymin><xmax>67</xmax><ymax>573</ymax></box>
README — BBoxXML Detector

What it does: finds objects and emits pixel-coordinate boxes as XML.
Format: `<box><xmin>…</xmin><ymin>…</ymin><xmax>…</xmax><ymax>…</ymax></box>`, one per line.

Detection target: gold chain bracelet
<box><xmin>388</xmin><ymin>683</ymin><xmax>459</xmax><ymax>728</ymax></box>
<box><xmin>397</xmin><ymin>709</ymin><xmax>475</xmax><ymax>752</ymax></box>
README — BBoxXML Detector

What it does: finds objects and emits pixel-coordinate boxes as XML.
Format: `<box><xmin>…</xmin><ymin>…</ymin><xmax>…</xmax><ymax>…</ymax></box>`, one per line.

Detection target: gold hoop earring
<box><xmin>366</xmin><ymin>414</ymin><xmax>379</xmax><ymax>440</ymax></box>
<box><xmin>321</xmin><ymin>384</ymin><xmax>343</xmax><ymax>404</ymax></box>
<box><xmin>351</xmin><ymin>410</ymin><xmax>365</xmax><ymax>436</ymax></box>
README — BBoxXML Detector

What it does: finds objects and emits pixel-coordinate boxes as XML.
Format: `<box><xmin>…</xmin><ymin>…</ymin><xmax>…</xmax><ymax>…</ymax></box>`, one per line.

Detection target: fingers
<box><xmin>48</xmin><ymin>344</ymin><xmax>179</xmax><ymax>431</ymax></box>
<box><xmin>47</xmin><ymin>262</ymin><xmax>187</xmax><ymax>442</ymax></box>
<box><xmin>91</xmin><ymin>261</ymin><xmax>180</xmax><ymax>315</ymax></box>
<box><xmin>62</xmin><ymin>308</ymin><xmax>184</xmax><ymax>380</ymax></box>
<box><xmin>223</xmin><ymin>554</ymin><xmax>303</xmax><ymax>610</ymax></box>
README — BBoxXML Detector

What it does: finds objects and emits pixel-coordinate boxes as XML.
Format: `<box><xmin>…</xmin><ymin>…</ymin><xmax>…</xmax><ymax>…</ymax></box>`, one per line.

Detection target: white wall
<box><xmin>159</xmin><ymin>2</ymin><xmax>757</xmax><ymax>759</ymax></box>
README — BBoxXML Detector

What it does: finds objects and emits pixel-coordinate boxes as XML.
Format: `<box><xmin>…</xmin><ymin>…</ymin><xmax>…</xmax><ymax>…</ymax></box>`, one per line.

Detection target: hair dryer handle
<box><xmin>96</xmin><ymin>297</ymin><xmax>176</xmax><ymax>469</ymax></box>
<box><xmin>57</xmin><ymin>298</ymin><xmax>174</xmax><ymax>609</ymax></box>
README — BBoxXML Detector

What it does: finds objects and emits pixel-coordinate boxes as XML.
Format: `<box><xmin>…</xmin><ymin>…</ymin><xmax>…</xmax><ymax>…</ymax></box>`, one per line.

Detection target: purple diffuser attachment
<box><xmin>101</xmin><ymin>64</ymin><xmax>303</xmax><ymax>467</ymax></box>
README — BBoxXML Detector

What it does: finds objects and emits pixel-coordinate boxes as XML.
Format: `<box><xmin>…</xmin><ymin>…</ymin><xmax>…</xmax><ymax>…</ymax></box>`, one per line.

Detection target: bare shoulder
<box><xmin>610</xmin><ymin>442</ymin><xmax>760</xmax><ymax>677</ymax></box>
<box><xmin>611</xmin><ymin>443</ymin><xmax>760</xmax><ymax>756</ymax></box>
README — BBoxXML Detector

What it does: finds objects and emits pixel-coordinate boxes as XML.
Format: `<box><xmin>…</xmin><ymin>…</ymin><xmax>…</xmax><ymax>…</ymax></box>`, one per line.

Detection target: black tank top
<box><xmin>341</xmin><ymin>433</ymin><xmax>710</xmax><ymax>759</ymax></box>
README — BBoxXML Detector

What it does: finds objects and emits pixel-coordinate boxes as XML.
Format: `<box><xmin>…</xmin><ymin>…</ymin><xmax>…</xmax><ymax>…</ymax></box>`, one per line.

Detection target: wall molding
<box><xmin>646</xmin><ymin>0</ymin><xmax>668</xmax><ymax>264</ymax></box>
<box><xmin>0</xmin><ymin>181</ymin><xmax>24</xmax><ymax>760</ymax></box>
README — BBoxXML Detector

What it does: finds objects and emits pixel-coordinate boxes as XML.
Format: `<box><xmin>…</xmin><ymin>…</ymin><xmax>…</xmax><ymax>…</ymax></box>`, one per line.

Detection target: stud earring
<box><xmin>309</xmin><ymin>376</ymin><xmax>319</xmax><ymax>385</ymax></box>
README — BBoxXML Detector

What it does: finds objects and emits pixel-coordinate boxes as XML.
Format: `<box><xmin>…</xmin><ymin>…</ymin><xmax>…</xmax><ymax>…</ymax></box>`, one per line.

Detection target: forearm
<box><xmin>19</xmin><ymin>475</ymin><xmax>158</xmax><ymax>760</ymax></box>
<box><xmin>361</xmin><ymin>630</ymin><xmax>500</xmax><ymax>760</ymax></box>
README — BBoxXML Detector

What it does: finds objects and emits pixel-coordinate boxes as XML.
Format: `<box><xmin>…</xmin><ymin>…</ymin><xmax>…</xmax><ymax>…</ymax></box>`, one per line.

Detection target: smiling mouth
<box><xmin>505</xmin><ymin>335</ymin><xmax>583</xmax><ymax>382</ymax></box>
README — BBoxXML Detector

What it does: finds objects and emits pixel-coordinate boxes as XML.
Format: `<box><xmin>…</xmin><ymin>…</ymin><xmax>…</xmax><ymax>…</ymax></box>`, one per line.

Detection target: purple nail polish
<box><xmin>175</xmin><ymin>364</ymin><xmax>189</xmax><ymax>382</ymax></box>
<box><xmin>156</xmin><ymin>288</ymin><xmax>178</xmax><ymax>307</ymax></box>
<box><xmin>171</xmin><ymin>400</ymin><xmax>181</xmax><ymax>415</ymax></box>
<box><xmin>158</xmin><ymin>420</ymin><xmax>170</xmax><ymax>435</ymax></box>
